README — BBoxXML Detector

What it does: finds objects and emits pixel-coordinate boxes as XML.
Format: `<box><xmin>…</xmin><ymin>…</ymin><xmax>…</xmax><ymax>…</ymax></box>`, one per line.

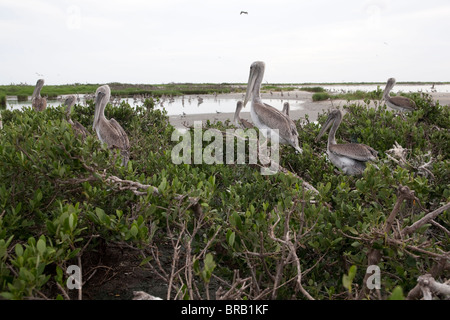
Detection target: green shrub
<box><xmin>0</xmin><ymin>93</ymin><xmax>448</xmax><ymax>300</ymax></box>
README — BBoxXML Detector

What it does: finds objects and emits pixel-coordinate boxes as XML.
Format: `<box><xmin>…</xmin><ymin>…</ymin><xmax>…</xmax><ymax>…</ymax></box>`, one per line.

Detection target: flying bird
<box><xmin>315</xmin><ymin>109</ymin><xmax>378</xmax><ymax>176</ymax></box>
<box><xmin>32</xmin><ymin>79</ymin><xmax>47</xmax><ymax>111</ymax></box>
<box><xmin>240</xmin><ymin>11</ymin><xmax>248</xmax><ymax>15</ymax></box>
<box><xmin>93</xmin><ymin>85</ymin><xmax>130</xmax><ymax>166</ymax></box>
<box><xmin>243</xmin><ymin>61</ymin><xmax>302</xmax><ymax>153</ymax></box>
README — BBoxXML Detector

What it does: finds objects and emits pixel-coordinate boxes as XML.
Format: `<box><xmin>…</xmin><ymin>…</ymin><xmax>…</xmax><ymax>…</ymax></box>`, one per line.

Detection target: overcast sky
<box><xmin>1</xmin><ymin>0</ymin><xmax>450</xmax><ymax>85</ymax></box>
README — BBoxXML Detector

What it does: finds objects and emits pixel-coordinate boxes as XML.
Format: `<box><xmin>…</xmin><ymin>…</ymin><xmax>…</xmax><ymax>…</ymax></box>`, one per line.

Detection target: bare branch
<box><xmin>402</xmin><ymin>202</ymin><xmax>450</xmax><ymax>236</ymax></box>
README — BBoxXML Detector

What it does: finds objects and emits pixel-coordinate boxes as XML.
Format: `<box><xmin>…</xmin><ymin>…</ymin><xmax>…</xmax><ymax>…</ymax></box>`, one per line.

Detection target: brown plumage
<box><xmin>383</xmin><ymin>78</ymin><xmax>416</xmax><ymax>112</ymax></box>
<box><xmin>32</xmin><ymin>79</ymin><xmax>47</xmax><ymax>111</ymax></box>
<box><xmin>243</xmin><ymin>61</ymin><xmax>302</xmax><ymax>153</ymax></box>
<box><xmin>64</xmin><ymin>95</ymin><xmax>89</xmax><ymax>140</ymax></box>
<box><xmin>93</xmin><ymin>85</ymin><xmax>130</xmax><ymax>166</ymax></box>
<box><xmin>315</xmin><ymin>109</ymin><xmax>378</xmax><ymax>176</ymax></box>
<box><xmin>234</xmin><ymin>100</ymin><xmax>253</xmax><ymax>129</ymax></box>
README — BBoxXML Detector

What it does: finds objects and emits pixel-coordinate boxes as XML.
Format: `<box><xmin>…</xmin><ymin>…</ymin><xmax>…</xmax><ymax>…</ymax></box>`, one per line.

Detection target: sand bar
<box><xmin>169</xmin><ymin>90</ymin><xmax>450</xmax><ymax>128</ymax></box>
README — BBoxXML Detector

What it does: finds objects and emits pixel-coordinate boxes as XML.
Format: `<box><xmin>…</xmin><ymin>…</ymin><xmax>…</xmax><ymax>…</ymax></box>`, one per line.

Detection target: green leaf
<box><xmin>342</xmin><ymin>265</ymin><xmax>357</xmax><ymax>293</ymax></box>
<box><xmin>15</xmin><ymin>243</ymin><xmax>23</xmax><ymax>257</ymax></box>
<box><xmin>388</xmin><ymin>286</ymin><xmax>405</xmax><ymax>300</ymax></box>
<box><xmin>68</xmin><ymin>213</ymin><xmax>75</xmax><ymax>231</ymax></box>
<box><xmin>130</xmin><ymin>225</ymin><xmax>138</xmax><ymax>237</ymax></box>
<box><xmin>226</xmin><ymin>230</ymin><xmax>235</xmax><ymax>248</ymax></box>
<box><xmin>37</xmin><ymin>238</ymin><xmax>46</xmax><ymax>255</ymax></box>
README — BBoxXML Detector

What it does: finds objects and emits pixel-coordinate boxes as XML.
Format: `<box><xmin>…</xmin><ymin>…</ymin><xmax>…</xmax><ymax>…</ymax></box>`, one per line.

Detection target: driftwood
<box><xmin>416</xmin><ymin>274</ymin><xmax>450</xmax><ymax>300</ymax></box>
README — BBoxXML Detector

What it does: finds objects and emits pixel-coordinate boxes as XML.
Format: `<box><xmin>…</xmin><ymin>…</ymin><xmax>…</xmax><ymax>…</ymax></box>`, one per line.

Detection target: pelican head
<box><xmin>64</xmin><ymin>95</ymin><xmax>77</xmax><ymax>116</ymax></box>
<box><xmin>243</xmin><ymin>61</ymin><xmax>265</xmax><ymax>108</ymax></box>
<box><xmin>383</xmin><ymin>77</ymin><xmax>396</xmax><ymax>99</ymax></box>
<box><xmin>32</xmin><ymin>79</ymin><xmax>45</xmax><ymax>98</ymax></box>
<box><xmin>315</xmin><ymin>109</ymin><xmax>342</xmax><ymax>143</ymax></box>
<box><xmin>93</xmin><ymin>85</ymin><xmax>110</xmax><ymax>130</ymax></box>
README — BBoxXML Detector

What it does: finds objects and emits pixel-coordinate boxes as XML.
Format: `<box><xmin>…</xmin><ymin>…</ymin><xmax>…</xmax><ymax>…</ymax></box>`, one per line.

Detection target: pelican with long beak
<box><xmin>315</xmin><ymin>109</ymin><xmax>378</xmax><ymax>176</ymax></box>
<box><xmin>32</xmin><ymin>79</ymin><xmax>47</xmax><ymax>111</ymax></box>
<box><xmin>233</xmin><ymin>100</ymin><xmax>253</xmax><ymax>129</ymax></box>
<box><xmin>243</xmin><ymin>61</ymin><xmax>302</xmax><ymax>153</ymax></box>
<box><xmin>93</xmin><ymin>85</ymin><xmax>130</xmax><ymax>166</ymax></box>
<box><xmin>64</xmin><ymin>95</ymin><xmax>89</xmax><ymax>139</ymax></box>
<box><xmin>382</xmin><ymin>78</ymin><xmax>416</xmax><ymax>112</ymax></box>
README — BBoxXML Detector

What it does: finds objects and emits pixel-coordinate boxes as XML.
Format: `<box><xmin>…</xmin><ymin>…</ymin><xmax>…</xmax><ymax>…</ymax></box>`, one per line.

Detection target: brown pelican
<box><xmin>243</xmin><ymin>61</ymin><xmax>302</xmax><ymax>153</ymax></box>
<box><xmin>382</xmin><ymin>78</ymin><xmax>416</xmax><ymax>112</ymax></box>
<box><xmin>93</xmin><ymin>85</ymin><xmax>130</xmax><ymax>166</ymax></box>
<box><xmin>64</xmin><ymin>95</ymin><xmax>89</xmax><ymax>139</ymax></box>
<box><xmin>32</xmin><ymin>79</ymin><xmax>47</xmax><ymax>111</ymax></box>
<box><xmin>315</xmin><ymin>109</ymin><xmax>378</xmax><ymax>176</ymax></box>
<box><xmin>233</xmin><ymin>100</ymin><xmax>253</xmax><ymax>129</ymax></box>
<box><xmin>282</xmin><ymin>102</ymin><xmax>290</xmax><ymax>116</ymax></box>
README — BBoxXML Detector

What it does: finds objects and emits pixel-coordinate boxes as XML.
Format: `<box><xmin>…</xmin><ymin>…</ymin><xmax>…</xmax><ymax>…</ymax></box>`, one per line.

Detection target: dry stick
<box><xmin>268</xmin><ymin>213</ymin><xmax>315</xmax><ymax>300</ymax></box>
<box><xmin>384</xmin><ymin>185</ymin><xmax>417</xmax><ymax>234</ymax></box>
<box><xmin>361</xmin><ymin>185</ymin><xmax>416</xmax><ymax>297</ymax></box>
<box><xmin>402</xmin><ymin>202</ymin><xmax>450</xmax><ymax>236</ymax></box>
<box><xmin>407</xmin><ymin>259</ymin><xmax>449</xmax><ymax>300</ymax></box>
<box><xmin>417</xmin><ymin>274</ymin><xmax>450</xmax><ymax>300</ymax></box>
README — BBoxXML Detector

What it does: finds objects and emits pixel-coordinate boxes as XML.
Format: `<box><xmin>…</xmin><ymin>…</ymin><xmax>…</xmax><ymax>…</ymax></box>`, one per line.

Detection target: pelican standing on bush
<box><xmin>93</xmin><ymin>85</ymin><xmax>130</xmax><ymax>166</ymax></box>
<box><xmin>243</xmin><ymin>61</ymin><xmax>302</xmax><ymax>153</ymax></box>
<box><xmin>233</xmin><ymin>100</ymin><xmax>253</xmax><ymax>129</ymax></box>
<box><xmin>32</xmin><ymin>79</ymin><xmax>47</xmax><ymax>111</ymax></box>
<box><xmin>64</xmin><ymin>95</ymin><xmax>89</xmax><ymax>139</ymax></box>
<box><xmin>382</xmin><ymin>78</ymin><xmax>416</xmax><ymax>112</ymax></box>
<box><xmin>315</xmin><ymin>109</ymin><xmax>378</xmax><ymax>176</ymax></box>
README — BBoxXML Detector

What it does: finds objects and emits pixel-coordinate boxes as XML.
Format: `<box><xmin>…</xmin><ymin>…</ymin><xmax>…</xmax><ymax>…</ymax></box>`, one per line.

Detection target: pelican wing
<box><xmin>389</xmin><ymin>96</ymin><xmax>416</xmax><ymax>109</ymax></box>
<box><xmin>254</xmin><ymin>101</ymin><xmax>297</xmax><ymax>138</ymax></box>
<box><xmin>240</xmin><ymin>118</ymin><xmax>254</xmax><ymax>129</ymax></box>
<box><xmin>73</xmin><ymin>121</ymin><xmax>89</xmax><ymax>139</ymax></box>
<box><xmin>329</xmin><ymin>143</ymin><xmax>378</xmax><ymax>162</ymax></box>
<box><xmin>32</xmin><ymin>97</ymin><xmax>47</xmax><ymax>111</ymax></box>
<box><xmin>109</xmin><ymin>118</ymin><xmax>130</xmax><ymax>150</ymax></box>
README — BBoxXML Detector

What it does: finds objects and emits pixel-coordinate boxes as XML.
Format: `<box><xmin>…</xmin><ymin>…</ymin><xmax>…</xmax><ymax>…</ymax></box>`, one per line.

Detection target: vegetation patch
<box><xmin>0</xmin><ymin>92</ymin><xmax>448</xmax><ymax>300</ymax></box>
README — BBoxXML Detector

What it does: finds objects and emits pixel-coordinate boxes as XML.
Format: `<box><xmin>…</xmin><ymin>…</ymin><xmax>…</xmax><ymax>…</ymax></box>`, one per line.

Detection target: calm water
<box><xmin>5</xmin><ymin>95</ymin><xmax>305</xmax><ymax>116</ymax></box>
<box><xmin>5</xmin><ymin>83</ymin><xmax>449</xmax><ymax>116</ymax></box>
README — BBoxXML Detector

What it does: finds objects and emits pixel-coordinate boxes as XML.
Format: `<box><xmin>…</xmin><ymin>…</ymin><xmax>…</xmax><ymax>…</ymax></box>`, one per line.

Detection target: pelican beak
<box><xmin>243</xmin><ymin>67</ymin><xmax>256</xmax><ymax>108</ymax></box>
<box><xmin>93</xmin><ymin>91</ymin><xmax>105</xmax><ymax>129</ymax></box>
<box><xmin>315</xmin><ymin>113</ymin><xmax>334</xmax><ymax>142</ymax></box>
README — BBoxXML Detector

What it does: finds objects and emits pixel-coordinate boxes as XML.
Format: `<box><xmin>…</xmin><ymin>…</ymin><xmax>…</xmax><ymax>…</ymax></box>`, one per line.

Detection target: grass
<box><xmin>313</xmin><ymin>86</ymin><xmax>385</xmax><ymax>102</ymax></box>
<box><xmin>0</xmin><ymin>83</ymin><xmax>239</xmax><ymax>99</ymax></box>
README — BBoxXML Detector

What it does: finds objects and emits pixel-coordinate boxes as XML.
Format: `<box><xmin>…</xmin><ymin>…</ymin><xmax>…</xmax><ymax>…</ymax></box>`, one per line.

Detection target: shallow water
<box><xmin>5</xmin><ymin>95</ymin><xmax>305</xmax><ymax>116</ymax></box>
<box><xmin>5</xmin><ymin>83</ymin><xmax>449</xmax><ymax>115</ymax></box>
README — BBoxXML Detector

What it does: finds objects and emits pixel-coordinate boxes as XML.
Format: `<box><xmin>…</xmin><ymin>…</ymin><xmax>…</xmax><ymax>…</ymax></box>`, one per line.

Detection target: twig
<box><xmin>384</xmin><ymin>185</ymin><xmax>417</xmax><ymax>234</ymax></box>
<box><xmin>402</xmin><ymin>202</ymin><xmax>450</xmax><ymax>236</ymax></box>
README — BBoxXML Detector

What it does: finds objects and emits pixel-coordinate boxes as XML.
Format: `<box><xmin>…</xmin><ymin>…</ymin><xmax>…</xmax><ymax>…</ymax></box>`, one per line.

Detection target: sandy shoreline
<box><xmin>169</xmin><ymin>90</ymin><xmax>450</xmax><ymax>128</ymax></box>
